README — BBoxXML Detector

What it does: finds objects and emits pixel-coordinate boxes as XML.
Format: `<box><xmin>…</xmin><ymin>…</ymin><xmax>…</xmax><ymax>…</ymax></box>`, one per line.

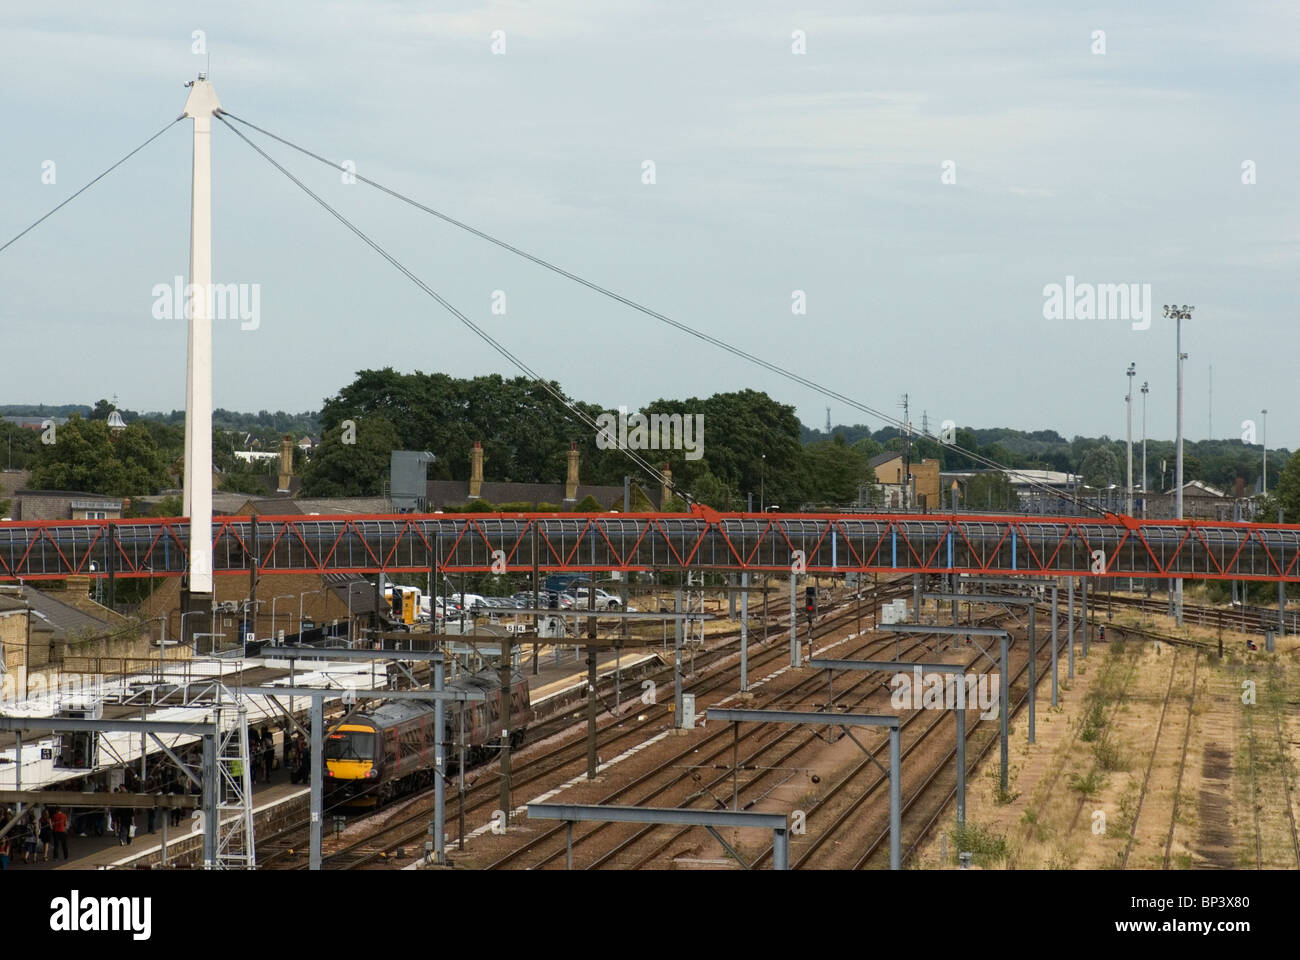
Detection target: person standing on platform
<box><xmin>296</xmin><ymin>740</ymin><xmax>311</xmax><ymax>786</ymax></box>
<box><xmin>22</xmin><ymin>812</ymin><xmax>38</xmax><ymax>864</ymax></box>
<box><xmin>0</xmin><ymin>833</ymin><xmax>10</xmax><ymax>870</ymax></box>
<box><xmin>38</xmin><ymin>810</ymin><xmax>53</xmax><ymax>862</ymax></box>
<box><xmin>117</xmin><ymin>806</ymin><xmax>135</xmax><ymax>846</ymax></box>
<box><xmin>50</xmin><ymin>807</ymin><xmax>69</xmax><ymax>861</ymax></box>
<box><xmin>263</xmin><ymin>729</ymin><xmax>276</xmax><ymax>782</ymax></box>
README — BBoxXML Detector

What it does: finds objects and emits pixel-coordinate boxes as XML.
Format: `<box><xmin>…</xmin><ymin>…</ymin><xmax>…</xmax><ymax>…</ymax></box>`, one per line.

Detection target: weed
<box><xmin>1070</xmin><ymin>770</ymin><xmax>1103</xmax><ymax>797</ymax></box>
<box><xmin>952</xmin><ymin>823</ymin><xmax>1008</xmax><ymax>868</ymax></box>
<box><xmin>1093</xmin><ymin>734</ymin><xmax>1130</xmax><ymax>772</ymax></box>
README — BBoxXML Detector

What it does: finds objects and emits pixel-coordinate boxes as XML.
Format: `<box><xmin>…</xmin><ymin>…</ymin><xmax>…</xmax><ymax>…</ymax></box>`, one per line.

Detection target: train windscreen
<box><xmin>325</xmin><ymin>730</ymin><xmax>375</xmax><ymax>761</ymax></box>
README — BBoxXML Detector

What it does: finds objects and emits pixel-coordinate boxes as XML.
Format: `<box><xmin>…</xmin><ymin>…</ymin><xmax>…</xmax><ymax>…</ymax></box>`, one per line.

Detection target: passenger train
<box><xmin>324</xmin><ymin>669</ymin><xmax>530</xmax><ymax>806</ymax></box>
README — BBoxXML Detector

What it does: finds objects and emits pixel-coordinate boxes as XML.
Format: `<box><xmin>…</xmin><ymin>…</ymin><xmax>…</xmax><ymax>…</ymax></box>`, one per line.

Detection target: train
<box><xmin>323</xmin><ymin>668</ymin><xmax>530</xmax><ymax>806</ymax></box>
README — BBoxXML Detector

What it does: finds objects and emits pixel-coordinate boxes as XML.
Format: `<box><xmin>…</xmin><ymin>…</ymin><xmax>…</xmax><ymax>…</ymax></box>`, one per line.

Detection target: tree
<box><xmin>1264</xmin><ymin>450</ymin><xmax>1300</xmax><ymax>523</ymax></box>
<box><xmin>298</xmin><ymin>417</ymin><xmax>401</xmax><ymax>497</ymax></box>
<box><xmin>220</xmin><ymin>457</ymin><xmax>276</xmax><ymax>495</ymax></box>
<box><xmin>802</xmin><ymin>439</ymin><xmax>873</xmax><ymax>505</ymax></box>
<box><xmin>1079</xmin><ymin>446</ymin><xmax>1120</xmax><ymax>489</ymax></box>
<box><xmin>0</xmin><ymin>421</ymin><xmax>42</xmax><ymax>471</ymax></box>
<box><xmin>964</xmin><ymin>472</ymin><xmax>1017</xmax><ymax>510</ymax></box>
<box><xmin>28</xmin><ymin>416</ymin><xmax>169</xmax><ymax>496</ymax></box>
<box><xmin>686</xmin><ymin>470</ymin><xmax>732</xmax><ymax>510</ymax></box>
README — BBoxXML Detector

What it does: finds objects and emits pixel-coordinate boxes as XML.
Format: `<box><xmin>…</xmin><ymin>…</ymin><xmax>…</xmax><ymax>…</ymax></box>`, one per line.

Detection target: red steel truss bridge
<box><xmin>3</xmin><ymin>509</ymin><xmax>1300</xmax><ymax>583</ymax></box>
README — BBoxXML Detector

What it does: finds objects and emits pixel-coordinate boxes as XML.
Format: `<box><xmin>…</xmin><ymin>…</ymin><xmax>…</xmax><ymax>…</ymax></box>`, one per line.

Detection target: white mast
<box><xmin>182</xmin><ymin>75</ymin><xmax>221</xmax><ymax>596</ymax></box>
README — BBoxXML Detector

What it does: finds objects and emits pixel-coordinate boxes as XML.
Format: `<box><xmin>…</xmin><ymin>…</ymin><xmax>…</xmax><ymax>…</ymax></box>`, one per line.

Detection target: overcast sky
<box><xmin>1</xmin><ymin>1</ymin><xmax>1296</xmax><ymax>450</ymax></box>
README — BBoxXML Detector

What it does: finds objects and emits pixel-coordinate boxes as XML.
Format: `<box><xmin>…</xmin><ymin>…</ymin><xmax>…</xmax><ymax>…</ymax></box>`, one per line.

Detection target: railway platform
<box><xmin>1</xmin><ymin>644</ymin><xmax>661</xmax><ymax>869</ymax></box>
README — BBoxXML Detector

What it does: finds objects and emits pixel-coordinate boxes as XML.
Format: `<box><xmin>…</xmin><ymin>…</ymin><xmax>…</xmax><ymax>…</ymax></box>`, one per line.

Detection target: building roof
<box><xmin>1161</xmin><ymin>480</ymin><xmax>1227</xmax><ymax>498</ymax></box>
<box><xmin>0</xmin><ymin>586</ymin><xmax>119</xmax><ymax>642</ymax></box>
<box><xmin>15</xmin><ymin>489</ymin><xmax>121</xmax><ymax>501</ymax></box>
<box><xmin>1002</xmin><ymin>469</ymin><xmax>1078</xmax><ymax>487</ymax></box>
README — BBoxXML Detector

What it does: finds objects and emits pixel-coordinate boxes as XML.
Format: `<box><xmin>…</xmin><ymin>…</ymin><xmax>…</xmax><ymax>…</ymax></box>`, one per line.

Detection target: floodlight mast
<box><xmin>1163</xmin><ymin>304</ymin><xmax>1193</xmax><ymax>627</ymax></box>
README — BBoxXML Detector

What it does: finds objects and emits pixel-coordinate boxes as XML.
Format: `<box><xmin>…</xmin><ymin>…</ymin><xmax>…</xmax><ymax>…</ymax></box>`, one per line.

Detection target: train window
<box><xmin>325</xmin><ymin>731</ymin><xmax>375</xmax><ymax>761</ymax></box>
<box><xmin>401</xmin><ymin>728</ymin><xmax>422</xmax><ymax>756</ymax></box>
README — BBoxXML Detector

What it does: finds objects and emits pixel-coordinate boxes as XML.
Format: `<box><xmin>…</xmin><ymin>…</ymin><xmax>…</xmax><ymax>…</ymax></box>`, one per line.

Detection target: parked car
<box><xmin>562</xmin><ymin>587</ymin><xmax>622</xmax><ymax>611</ymax></box>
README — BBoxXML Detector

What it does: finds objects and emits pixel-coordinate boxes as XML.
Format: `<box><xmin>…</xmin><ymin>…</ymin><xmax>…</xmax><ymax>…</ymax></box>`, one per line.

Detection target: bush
<box><xmin>951</xmin><ymin>823</ymin><xmax>1008</xmax><ymax>867</ymax></box>
<box><xmin>1093</xmin><ymin>734</ymin><xmax>1129</xmax><ymax>771</ymax></box>
<box><xmin>1069</xmin><ymin>770</ymin><xmax>1103</xmax><ymax>796</ymax></box>
<box><xmin>1080</xmin><ymin>700</ymin><xmax>1107</xmax><ymax>742</ymax></box>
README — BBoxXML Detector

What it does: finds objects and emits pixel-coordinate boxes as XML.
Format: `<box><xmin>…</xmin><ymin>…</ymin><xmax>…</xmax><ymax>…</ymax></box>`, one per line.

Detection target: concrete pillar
<box><xmin>180</xmin><ymin>77</ymin><xmax>221</xmax><ymax>597</ymax></box>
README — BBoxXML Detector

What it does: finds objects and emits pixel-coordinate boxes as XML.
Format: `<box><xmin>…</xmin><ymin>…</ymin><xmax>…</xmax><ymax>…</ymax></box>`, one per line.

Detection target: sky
<box><xmin>1</xmin><ymin>1</ymin><xmax>1296</xmax><ymax>450</ymax></box>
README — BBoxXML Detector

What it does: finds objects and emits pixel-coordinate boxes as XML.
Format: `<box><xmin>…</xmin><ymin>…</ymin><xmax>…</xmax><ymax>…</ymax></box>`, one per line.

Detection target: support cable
<box><xmin>0</xmin><ymin>118</ymin><xmax>183</xmax><ymax>257</ymax></box>
<box><xmin>217</xmin><ymin>110</ymin><xmax>1102</xmax><ymax>515</ymax></box>
<box><xmin>214</xmin><ymin>112</ymin><xmax>677</xmax><ymax>496</ymax></box>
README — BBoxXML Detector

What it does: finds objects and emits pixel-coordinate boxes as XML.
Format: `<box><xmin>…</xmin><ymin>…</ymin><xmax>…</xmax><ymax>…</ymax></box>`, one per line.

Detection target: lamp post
<box><xmin>1262</xmin><ymin>408</ymin><xmax>1268</xmax><ymax>497</ymax></box>
<box><xmin>1164</xmin><ymin>304</ymin><xmax>1193</xmax><ymax>627</ymax></box>
<box><xmin>270</xmin><ymin>594</ymin><xmax>294</xmax><ymax>643</ymax></box>
<box><xmin>179</xmin><ymin>610</ymin><xmax>203</xmax><ymax>654</ymax></box>
<box><xmin>760</xmin><ymin>454</ymin><xmax>766</xmax><ymax>513</ymax></box>
<box><xmin>1125</xmin><ymin>362</ymin><xmax>1135</xmax><ymax>517</ymax></box>
<box><xmin>299</xmin><ymin>589</ymin><xmax>325</xmax><ymax>641</ymax></box>
<box><xmin>241</xmin><ymin>599</ymin><xmax>264</xmax><ymax>649</ymax></box>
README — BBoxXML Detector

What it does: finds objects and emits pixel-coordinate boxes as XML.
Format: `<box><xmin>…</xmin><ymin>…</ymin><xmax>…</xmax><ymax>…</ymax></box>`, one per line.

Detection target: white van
<box><xmin>450</xmin><ymin>593</ymin><xmax>488</xmax><ymax>615</ymax></box>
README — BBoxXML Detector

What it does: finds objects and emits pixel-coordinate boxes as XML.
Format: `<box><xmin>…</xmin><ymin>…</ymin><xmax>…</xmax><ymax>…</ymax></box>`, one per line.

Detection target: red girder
<box><xmin>2</xmin><ymin>510</ymin><xmax>1300</xmax><ymax>582</ymax></box>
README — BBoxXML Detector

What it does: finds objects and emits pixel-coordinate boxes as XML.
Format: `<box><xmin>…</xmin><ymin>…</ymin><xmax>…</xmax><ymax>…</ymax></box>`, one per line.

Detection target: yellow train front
<box><xmin>324</xmin><ymin>669</ymin><xmax>530</xmax><ymax>807</ymax></box>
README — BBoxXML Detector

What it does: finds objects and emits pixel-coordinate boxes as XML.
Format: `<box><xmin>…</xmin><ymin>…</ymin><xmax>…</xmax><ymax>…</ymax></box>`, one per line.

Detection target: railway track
<box><xmin>1104</xmin><ymin>591</ymin><xmax>1284</xmax><ymax>634</ymax></box>
<box><xmin>492</xmin><ymin>607</ymin><xmax>1046</xmax><ymax>871</ymax></box>
<box><xmin>1267</xmin><ymin>662</ymin><xmax>1300</xmax><ymax>869</ymax></box>
<box><xmin>260</xmin><ymin>575</ymin><xmax>914</xmax><ymax>868</ymax></box>
<box><xmin>1119</xmin><ymin>644</ymin><xmax>1199</xmax><ymax>869</ymax></box>
<box><xmin>580</xmin><ymin>621</ymin><xmax>1014</xmax><ymax>871</ymax></box>
<box><xmin>481</xmin><ymin>624</ymin><xmax>974</xmax><ymax>869</ymax></box>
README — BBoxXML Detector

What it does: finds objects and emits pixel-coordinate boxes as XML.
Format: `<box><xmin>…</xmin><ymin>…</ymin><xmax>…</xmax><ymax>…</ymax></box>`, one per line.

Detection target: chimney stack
<box><xmin>469</xmin><ymin>441</ymin><xmax>484</xmax><ymax>499</ymax></box>
<box><xmin>277</xmin><ymin>434</ymin><xmax>294</xmax><ymax>492</ymax></box>
<box><xmin>661</xmin><ymin>462</ymin><xmax>673</xmax><ymax>510</ymax></box>
<box><xmin>565</xmin><ymin>441</ymin><xmax>580</xmax><ymax>502</ymax></box>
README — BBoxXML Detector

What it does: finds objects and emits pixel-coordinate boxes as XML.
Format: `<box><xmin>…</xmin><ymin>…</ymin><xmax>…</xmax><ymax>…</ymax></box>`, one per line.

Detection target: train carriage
<box><xmin>324</xmin><ymin>668</ymin><xmax>529</xmax><ymax>805</ymax></box>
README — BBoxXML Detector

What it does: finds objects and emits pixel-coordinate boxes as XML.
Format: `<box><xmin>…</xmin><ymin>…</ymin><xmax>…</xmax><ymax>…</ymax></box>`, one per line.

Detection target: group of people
<box><xmin>0</xmin><ymin>720</ymin><xmax>314</xmax><ymax>869</ymax></box>
<box><xmin>0</xmin><ymin>805</ymin><xmax>69</xmax><ymax>866</ymax></box>
<box><xmin>249</xmin><ymin>727</ymin><xmax>280</xmax><ymax>783</ymax></box>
